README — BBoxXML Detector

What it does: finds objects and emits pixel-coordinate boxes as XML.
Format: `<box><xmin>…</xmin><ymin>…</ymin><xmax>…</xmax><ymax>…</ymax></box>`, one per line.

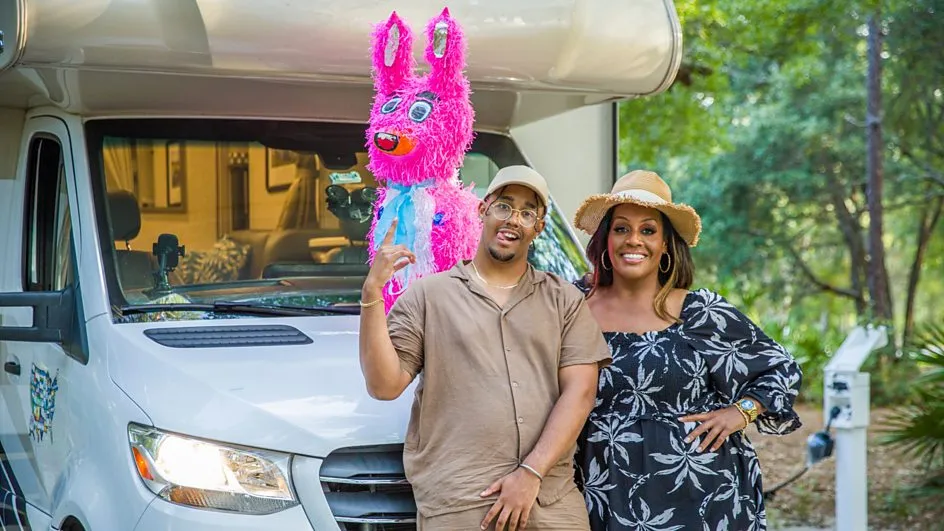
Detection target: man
<box><xmin>359</xmin><ymin>165</ymin><xmax>611</xmax><ymax>530</ymax></box>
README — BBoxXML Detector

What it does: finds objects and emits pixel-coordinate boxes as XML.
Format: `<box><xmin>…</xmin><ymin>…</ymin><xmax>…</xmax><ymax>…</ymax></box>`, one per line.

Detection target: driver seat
<box><xmin>108</xmin><ymin>190</ymin><xmax>156</xmax><ymax>290</ymax></box>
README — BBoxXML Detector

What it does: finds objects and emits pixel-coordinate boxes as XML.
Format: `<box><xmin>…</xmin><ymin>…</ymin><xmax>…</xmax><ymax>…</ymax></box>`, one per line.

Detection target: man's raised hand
<box><xmin>363</xmin><ymin>219</ymin><xmax>415</xmax><ymax>299</ymax></box>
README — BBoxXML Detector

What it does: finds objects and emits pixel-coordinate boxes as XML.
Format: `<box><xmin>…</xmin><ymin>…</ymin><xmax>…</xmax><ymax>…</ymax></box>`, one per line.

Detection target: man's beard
<box><xmin>487</xmin><ymin>244</ymin><xmax>516</xmax><ymax>263</ymax></box>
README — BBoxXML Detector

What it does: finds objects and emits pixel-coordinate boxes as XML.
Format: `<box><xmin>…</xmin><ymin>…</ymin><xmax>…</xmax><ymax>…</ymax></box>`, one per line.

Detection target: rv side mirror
<box><xmin>0</xmin><ymin>287</ymin><xmax>76</xmax><ymax>345</ymax></box>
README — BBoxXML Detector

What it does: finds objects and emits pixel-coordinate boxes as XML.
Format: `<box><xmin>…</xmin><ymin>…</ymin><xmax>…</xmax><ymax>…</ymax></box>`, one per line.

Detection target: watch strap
<box><xmin>735</xmin><ymin>399</ymin><xmax>759</xmax><ymax>423</ymax></box>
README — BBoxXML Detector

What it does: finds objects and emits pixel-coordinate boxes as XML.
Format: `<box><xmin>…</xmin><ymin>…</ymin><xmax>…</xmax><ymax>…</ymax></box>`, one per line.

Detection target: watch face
<box><xmin>740</xmin><ymin>399</ymin><xmax>756</xmax><ymax>410</ymax></box>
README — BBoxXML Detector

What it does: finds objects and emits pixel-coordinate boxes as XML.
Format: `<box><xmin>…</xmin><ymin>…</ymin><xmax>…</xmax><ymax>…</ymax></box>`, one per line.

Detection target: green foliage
<box><xmin>885</xmin><ymin>0</ymin><xmax>944</xmax><ymax>164</ymax></box>
<box><xmin>618</xmin><ymin>0</ymin><xmax>944</xmax><ymax>388</ymax></box>
<box><xmin>879</xmin><ymin>322</ymin><xmax>944</xmax><ymax>498</ymax></box>
<box><xmin>862</xmin><ymin>346</ymin><xmax>924</xmax><ymax>406</ymax></box>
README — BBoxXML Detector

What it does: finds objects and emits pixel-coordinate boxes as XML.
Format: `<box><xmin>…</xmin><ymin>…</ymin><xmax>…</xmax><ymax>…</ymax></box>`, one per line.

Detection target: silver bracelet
<box><xmin>518</xmin><ymin>463</ymin><xmax>543</xmax><ymax>481</ymax></box>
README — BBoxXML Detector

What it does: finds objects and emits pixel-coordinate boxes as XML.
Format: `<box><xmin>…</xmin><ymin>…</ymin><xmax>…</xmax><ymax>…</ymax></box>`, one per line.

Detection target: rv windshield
<box><xmin>86</xmin><ymin>120</ymin><xmax>588</xmax><ymax>323</ymax></box>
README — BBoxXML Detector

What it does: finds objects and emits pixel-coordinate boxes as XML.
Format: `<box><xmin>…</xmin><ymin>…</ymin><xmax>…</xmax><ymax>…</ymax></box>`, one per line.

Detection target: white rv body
<box><xmin>0</xmin><ymin>1</ymin><xmax>681</xmax><ymax>529</ymax></box>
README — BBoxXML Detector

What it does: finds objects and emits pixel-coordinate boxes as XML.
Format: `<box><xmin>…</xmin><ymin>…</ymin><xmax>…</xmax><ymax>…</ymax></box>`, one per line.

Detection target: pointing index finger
<box><xmin>383</xmin><ymin>219</ymin><xmax>399</xmax><ymax>246</ymax></box>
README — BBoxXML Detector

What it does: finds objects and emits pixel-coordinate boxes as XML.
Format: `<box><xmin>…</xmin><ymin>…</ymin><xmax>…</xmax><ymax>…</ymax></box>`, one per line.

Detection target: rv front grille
<box><xmin>320</xmin><ymin>444</ymin><xmax>417</xmax><ymax>531</ymax></box>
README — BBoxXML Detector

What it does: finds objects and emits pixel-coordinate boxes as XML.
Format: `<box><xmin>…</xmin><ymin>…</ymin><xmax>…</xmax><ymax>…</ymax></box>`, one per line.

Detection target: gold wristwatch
<box><xmin>734</xmin><ymin>397</ymin><xmax>760</xmax><ymax>424</ymax></box>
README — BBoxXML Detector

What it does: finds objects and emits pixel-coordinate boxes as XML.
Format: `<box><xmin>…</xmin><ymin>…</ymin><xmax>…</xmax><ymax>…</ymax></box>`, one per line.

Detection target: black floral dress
<box><xmin>574</xmin><ymin>282</ymin><xmax>803</xmax><ymax>531</ymax></box>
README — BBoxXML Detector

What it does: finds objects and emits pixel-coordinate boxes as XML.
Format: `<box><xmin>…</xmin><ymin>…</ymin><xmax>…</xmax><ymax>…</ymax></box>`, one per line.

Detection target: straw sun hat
<box><xmin>574</xmin><ymin>170</ymin><xmax>702</xmax><ymax>246</ymax></box>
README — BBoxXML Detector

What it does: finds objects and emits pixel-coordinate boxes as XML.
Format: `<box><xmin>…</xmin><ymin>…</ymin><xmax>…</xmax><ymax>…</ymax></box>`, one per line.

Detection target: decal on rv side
<box><xmin>29</xmin><ymin>364</ymin><xmax>59</xmax><ymax>444</ymax></box>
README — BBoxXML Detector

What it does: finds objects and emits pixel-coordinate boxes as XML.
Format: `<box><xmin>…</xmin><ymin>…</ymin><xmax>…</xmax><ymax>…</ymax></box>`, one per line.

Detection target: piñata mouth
<box><xmin>374</xmin><ymin>132</ymin><xmax>415</xmax><ymax>155</ymax></box>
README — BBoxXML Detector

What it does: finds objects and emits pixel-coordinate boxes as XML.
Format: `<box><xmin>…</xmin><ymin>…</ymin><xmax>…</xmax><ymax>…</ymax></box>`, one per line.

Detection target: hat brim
<box><xmin>574</xmin><ymin>194</ymin><xmax>702</xmax><ymax>247</ymax></box>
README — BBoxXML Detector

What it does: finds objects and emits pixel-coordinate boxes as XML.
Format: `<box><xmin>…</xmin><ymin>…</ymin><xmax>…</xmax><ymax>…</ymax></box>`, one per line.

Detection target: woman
<box><xmin>572</xmin><ymin>170</ymin><xmax>802</xmax><ymax>531</ymax></box>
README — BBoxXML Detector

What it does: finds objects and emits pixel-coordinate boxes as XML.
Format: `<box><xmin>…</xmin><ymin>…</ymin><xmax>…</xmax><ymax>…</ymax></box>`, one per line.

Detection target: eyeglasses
<box><xmin>487</xmin><ymin>201</ymin><xmax>539</xmax><ymax>227</ymax></box>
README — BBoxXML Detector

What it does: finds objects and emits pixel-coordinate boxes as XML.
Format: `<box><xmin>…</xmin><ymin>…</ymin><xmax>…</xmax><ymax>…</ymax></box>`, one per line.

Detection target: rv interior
<box><xmin>104</xmin><ymin>142</ymin><xmax>387</xmax><ymax>287</ymax></box>
<box><xmin>91</xmin><ymin>119</ymin><xmax>559</xmax><ymax>311</ymax></box>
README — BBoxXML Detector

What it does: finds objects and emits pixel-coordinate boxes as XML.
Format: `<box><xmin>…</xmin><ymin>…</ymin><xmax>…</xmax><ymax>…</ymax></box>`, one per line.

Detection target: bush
<box><xmin>879</xmin><ymin>323</ymin><xmax>944</xmax><ymax>501</ymax></box>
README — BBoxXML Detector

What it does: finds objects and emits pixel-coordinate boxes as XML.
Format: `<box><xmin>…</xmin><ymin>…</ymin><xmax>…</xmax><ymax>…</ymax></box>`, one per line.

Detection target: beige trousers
<box><xmin>417</xmin><ymin>488</ymin><xmax>590</xmax><ymax>531</ymax></box>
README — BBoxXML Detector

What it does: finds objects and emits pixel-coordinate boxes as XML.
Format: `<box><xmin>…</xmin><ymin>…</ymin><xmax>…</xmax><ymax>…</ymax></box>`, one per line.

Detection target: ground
<box><xmin>752</xmin><ymin>404</ymin><xmax>943</xmax><ymax>530</ymax></box>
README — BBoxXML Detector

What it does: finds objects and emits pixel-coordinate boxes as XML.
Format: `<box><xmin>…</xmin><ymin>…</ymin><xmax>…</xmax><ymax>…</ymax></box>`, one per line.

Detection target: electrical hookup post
<box><xmin>822</xmin><ymin>325</ymin><xmax>888</xmax><ymax>531</ymax></box>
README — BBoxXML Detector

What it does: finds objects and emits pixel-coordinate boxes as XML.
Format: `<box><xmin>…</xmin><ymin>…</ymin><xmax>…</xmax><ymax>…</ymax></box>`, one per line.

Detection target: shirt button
<box><xmin>512</xmin><ymin>382</ymin><xmax>519</xmax><ymax>388</ymax></box>
<box><xmin>518</xmin><ymin>417</ymin><xmax>524</xmax><ymax>424</ymax></box>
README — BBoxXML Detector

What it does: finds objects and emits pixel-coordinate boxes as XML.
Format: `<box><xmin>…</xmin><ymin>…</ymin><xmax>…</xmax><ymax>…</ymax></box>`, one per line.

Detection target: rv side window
<box><xmin>24</xmin><ymin>137</ymin><xmax>74</xmax><ymax>293</ymax></box>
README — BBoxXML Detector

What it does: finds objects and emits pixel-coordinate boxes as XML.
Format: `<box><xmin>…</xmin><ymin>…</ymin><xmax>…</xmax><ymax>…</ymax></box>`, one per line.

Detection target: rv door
<box><xmin>0</xmin><ymin>116</ymin><xmax>85</xmax><ymax>531</ymax></box>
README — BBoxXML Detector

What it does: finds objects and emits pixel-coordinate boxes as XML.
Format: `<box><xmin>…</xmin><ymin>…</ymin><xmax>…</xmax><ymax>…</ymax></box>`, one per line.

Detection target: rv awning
<box><xmin>1</xmin><ymin>0</ymin><xmax>681</xmax><ymax>128</ymax></box>
<box><xmin>7</xmin><ymin>0</ymin><xmax>680</xmax><ymax>95</ymax></box>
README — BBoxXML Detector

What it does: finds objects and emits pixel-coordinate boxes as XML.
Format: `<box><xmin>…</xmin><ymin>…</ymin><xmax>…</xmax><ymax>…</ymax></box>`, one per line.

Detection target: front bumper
<box><xmin>133</xmin><ymin>500</ymin><xmax>314</xmax><ymax>530</ymax></box>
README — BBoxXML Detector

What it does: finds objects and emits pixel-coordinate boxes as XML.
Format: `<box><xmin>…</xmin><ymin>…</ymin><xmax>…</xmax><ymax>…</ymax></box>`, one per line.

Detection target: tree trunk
<box><xmin>904</xmin><ymin>194</ymin><xmax>944</xmax><ymax>345</ymax></box>
<box><xmin>826</xmin><ymin>173</ymin><xmax>867</xmax><ymax>316</ymax></box>
<box><xmin>866</xmin><ymin>14</ymin><xmax>894</xmax><ymax>322</ymax></box>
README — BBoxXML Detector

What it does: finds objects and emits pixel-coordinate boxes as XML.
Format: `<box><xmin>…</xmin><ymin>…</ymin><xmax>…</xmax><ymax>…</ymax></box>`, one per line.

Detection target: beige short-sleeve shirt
<box><xmin>387</xmin><ymin>261</ymin><xmax>611</xmax><ymax>518</ymax></box>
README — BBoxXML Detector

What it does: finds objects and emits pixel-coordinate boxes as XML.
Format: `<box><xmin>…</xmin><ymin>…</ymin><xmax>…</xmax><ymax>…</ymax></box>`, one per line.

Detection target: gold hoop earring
<box><xmin>659</xmin><ymin>252</ymin><xmax>672</xmax><ymax>274</ymax></box>
<box><xmin>601</xmin><ymin>250</ymin><xmax>613</xmax><ymax>271</ymax></box>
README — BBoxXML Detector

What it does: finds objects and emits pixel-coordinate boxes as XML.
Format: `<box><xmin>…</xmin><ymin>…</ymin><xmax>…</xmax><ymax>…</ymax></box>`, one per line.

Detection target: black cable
<box><xmin>825</xmin><ymin>406</ymin><xmax>842</xmax><ymax>430</ymax></box>
<box><xmin>763</xmin><ymin>406</ymin><xmax>843</xmax><ymax>501</ymax></box>
<box><xmin>764</xmin><ymin>466</ymin><xmax>811</xmax><ymax>501</ymax></box>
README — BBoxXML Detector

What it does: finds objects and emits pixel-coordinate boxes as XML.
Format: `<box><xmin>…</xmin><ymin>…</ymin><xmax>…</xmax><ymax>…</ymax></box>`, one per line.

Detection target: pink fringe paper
<box><xmin>366</xmin><ymin>8</ymin><xmax>483</xmax><ymax>312</ymax></box>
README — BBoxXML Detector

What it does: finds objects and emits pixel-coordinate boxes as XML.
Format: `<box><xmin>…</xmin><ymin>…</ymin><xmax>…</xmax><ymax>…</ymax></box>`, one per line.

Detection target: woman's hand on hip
<box><xmin>678</xmin><ymin>406</ymin><xmax>749</xmax><ymax>452</ymax></box>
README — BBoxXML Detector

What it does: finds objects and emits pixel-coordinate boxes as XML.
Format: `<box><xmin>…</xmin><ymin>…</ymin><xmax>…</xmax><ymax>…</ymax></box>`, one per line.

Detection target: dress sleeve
<box><xmin>572</xmin><ymin>275</ymin><xmax>592</xmax><ymax>297</ymax></box>
<box><xmin>682</xmin><ymin>289</ymin><xmax>803</xmax><ymax>435</ymax></box>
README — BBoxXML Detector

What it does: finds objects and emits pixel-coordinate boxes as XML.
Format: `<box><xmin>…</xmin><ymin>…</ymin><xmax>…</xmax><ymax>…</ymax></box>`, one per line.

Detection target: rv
<box><xmin>0</xmin><ymin>1</ymin><xmax>681</xmax><ymax>529</ymax></box>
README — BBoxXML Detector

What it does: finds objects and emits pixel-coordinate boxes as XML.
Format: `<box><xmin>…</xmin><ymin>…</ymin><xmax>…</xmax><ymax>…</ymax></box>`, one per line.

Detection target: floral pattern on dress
<box><xmin>574</xmin><ymin>283</ymin><xmax>803</xmax><ymax>531</ymax></box>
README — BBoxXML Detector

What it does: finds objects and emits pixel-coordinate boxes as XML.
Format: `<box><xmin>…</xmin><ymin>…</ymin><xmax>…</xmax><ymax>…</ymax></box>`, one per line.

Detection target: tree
<box><xmin>884</xmin><ymin>0</ymin><xmax>944</xmax><ymax>343</ymax></box>
<box><xmin>616</xmin><ymin>0</ymin><xmax>944</xmax><ymax>354</ymax></box>
<box><xmin>865</xmin><ymin>12</ymin><xmax>893</xmax><ymax>323</ymax></box>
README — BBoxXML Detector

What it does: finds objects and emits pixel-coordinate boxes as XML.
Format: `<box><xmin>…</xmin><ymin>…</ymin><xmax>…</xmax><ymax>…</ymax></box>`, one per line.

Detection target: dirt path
<box><xmin>751</xmin><ymin>404</ymin><xmax>941</xmax><ymax>530</ymax></box>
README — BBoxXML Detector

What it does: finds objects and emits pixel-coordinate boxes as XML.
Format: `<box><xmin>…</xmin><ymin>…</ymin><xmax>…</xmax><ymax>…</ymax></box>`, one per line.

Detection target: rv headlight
<box><xmin>128</xmin><ymin>424</ymin><xmax>297</xmax><ymax>514</ymax></box>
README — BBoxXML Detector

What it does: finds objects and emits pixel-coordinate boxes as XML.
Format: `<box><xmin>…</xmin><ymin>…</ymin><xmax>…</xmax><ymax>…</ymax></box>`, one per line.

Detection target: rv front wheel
<box><xmin>60</xmin><ymin>517</ymin><xmax>86</xmax><ymax>531</ymax></box>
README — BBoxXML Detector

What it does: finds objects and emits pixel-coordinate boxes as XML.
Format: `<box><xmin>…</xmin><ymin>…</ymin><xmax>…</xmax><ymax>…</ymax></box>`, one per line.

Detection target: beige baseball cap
<box><xmin>485</xmin><ymin>165</ymin><xmax>551</xmax><ymax>208</ymax></box>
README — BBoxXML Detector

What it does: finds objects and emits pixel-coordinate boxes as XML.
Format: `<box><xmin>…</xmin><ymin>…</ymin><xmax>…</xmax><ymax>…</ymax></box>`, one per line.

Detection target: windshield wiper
<box><xmin>212</xmin><ymin>301</ymin><xmax>361</xmax><ymax>315</ymax></box>
<box><xmin>116</xmin><ymin>301</ymin><xmax>360</xmax><ymax>317</ymax></box>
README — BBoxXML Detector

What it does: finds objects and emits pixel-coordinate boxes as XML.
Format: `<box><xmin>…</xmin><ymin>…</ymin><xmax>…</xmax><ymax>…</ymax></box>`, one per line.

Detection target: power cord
<box><xmin>763</xmin><ymin>406</ymin><xmax>841</xmax><ymax>501</ymax></box>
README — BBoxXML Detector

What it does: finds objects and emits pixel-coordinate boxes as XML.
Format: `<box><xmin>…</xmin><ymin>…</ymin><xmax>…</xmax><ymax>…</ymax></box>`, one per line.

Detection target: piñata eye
<box><xmin>409</xmin><ymin>101</ymin><xmax>433</xmax><ymax>122</ymax></box>
<box><xmin>381</xmin><ymin>97</ymin><xmax>402</xmax><ymax>114</ymax></box>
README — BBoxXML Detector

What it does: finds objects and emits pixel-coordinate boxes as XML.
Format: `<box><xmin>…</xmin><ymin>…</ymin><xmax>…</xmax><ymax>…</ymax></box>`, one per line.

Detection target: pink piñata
<box><xmin>366</xmin><ymin>8</ymin><xmax>482</xmax><ymax>312</ymax></box>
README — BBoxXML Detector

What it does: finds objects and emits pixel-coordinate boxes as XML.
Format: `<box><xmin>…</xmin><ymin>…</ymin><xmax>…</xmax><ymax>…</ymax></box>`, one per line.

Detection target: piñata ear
<box><xmin>424</xmin><ymin>7</ymin><xmax>468</xmax><ymax>99</ymax></box>
<box><xmin>371</xmin><ymin>11</ymin><xmax>416</xmax><ymax>95</ymax></box>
